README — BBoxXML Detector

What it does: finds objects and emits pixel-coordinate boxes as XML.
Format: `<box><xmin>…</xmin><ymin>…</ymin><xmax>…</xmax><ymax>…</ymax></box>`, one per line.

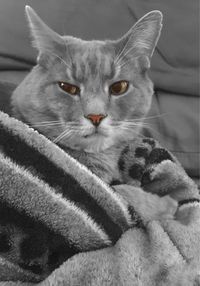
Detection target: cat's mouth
<box><xmin>83</xmin><ymin>132</ymin><xmax>101</xmax><ymax>139</ymax></box>
<box><xmin>83</xmin><ymin>134</ymin><xmax>101</xmax><ymax>139</ymax></box>
<box><xmin>83</xmin><ymin>128</ymin><xmax>106</xmax><ymax>139</ymax></box>
<box><xmin>83</xmin><ymin>134</ymin><xmax>92</xmax><ymax>138</ymax></box>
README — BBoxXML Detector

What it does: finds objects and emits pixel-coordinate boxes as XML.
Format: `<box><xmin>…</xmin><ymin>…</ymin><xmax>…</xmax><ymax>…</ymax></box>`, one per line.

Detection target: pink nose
<box><xmin>85</xmin><ymin>114</ymin><xmax>107</xmax><ymax>126</ymax></box>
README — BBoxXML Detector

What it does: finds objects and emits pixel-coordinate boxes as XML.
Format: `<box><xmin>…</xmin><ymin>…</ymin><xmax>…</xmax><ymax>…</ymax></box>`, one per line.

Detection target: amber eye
<box><xmin>109</xmin><ymin>80</ymin><xmax>129</xmax><ymax>95</ymax></box>
<box><xmin>58</xmin><ymin>82</ymin><xmax>80</xmax><ymax>96</ymax></box>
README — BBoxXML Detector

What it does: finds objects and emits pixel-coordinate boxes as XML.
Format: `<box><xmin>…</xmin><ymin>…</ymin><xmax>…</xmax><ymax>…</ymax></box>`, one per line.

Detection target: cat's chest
<box><xmin>67</xmin><ymin>147</ymin><xmax>122</xmax><ymax>184</ymax></box>
<box><xmin>90</xmin><ymin>151</ymin><xmax>121</xmax><ymax>183</ymax></box>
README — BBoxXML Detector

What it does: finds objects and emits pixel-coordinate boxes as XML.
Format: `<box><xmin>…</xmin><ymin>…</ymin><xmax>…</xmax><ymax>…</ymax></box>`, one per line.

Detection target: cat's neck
<box><xmin>59</xmin><ymin>143</ymin><xmax>125</xmax><ymax>183</ymax></box>
<box><xmin>58</xmin><ymin>142</ymin><xmax>124</xmax><ymax>160</ymax></box>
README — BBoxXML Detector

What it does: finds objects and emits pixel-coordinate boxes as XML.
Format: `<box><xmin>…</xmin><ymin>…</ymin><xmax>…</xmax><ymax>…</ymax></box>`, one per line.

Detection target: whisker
<box><xmin>117</xmin><ymin>120</ymin><xmax>162</xmax><ymax>137</ymax></box>
<box><xmin>141</xmin><ymin>125</ymin><xmax>162</xmax><ymax>137</ymax></box>
<box><xmin>53</xmin><ymin>129</ymin><xmax>71</xmax><ymax>144</ymax></box>
<box><xmin>120</xmin><ymin>124</ymin><xmax>142</xmax><ymax>130</ymax></box>
<box><xmin>118</xmin><ymin>127</ymin><xmax>146</xmax><ymax>138</ymax></box>
<box><xmin>53</xmin><ymin>126</ymin><xmax>81</xmax><ymax>144</ymax></box>
<box><xmin>116</xmin><ymin>120</ymin><xmax>161</xmax><ymax>138</ymax></box>
<box><xmin>112</xmin><ymin>121</ymin><xmax>142</xmax><ymax>127</ymax></box>
<box><xmin>113</xmin><ymin>124</ymin><xmax>141</xmax><ymax>131</ymax></box>
<box><xmin>31</xmin><ymin>120</ymin><xmax>60</xmax><ymax>124</ymax></box>
<box><xmin>138</xmin><ymin>114</ymin><xmax>167</xmax><ymax>121</ymax></box>
<box><xmin>65</xmin><ymin>122</ymin><xmax>81</xmax><ymax>126</ymax></box>
<box><xmin>31</xmin><ymin>122</ymin><xmax>62</xmax><ymax>127</ymax></box>
<box><xmin>53</xmin><ymin>128</ymin><xmax>70</xmax><ymax>143</ymax></box>
<box><xmin>64</xmin><ymin>126</ymin><xmax>81</xmax><ymax>131</ymax></box>
<box><xmin>119</xmin><ymin>114</ymin><xmax>167</xmax><ymax>123</ymax></box>
<box><xmin>31</xmin><ymin>120</ymin><xmax>81</xmax><ymax>129</ymax></box>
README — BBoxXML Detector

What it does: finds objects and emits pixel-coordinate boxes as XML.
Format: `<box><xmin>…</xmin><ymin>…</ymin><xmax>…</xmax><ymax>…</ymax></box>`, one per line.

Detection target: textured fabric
<box><xmin>0</xmin><ymin>108</ymin><xmax>199</xmax><ymax>285</ymax></box>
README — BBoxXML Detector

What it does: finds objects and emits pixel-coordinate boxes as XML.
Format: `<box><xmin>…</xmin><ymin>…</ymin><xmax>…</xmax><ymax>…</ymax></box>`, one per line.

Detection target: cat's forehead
<box><xmin>64</xmin><ymin>38</ymin><xmax>116</xmax><ymax>82</ymax></box>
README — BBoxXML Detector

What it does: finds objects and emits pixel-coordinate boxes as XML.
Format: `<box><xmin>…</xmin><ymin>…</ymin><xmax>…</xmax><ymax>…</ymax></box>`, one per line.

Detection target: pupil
<box><xmin>114</xmin><ymin>83</ymin><xmax>121</xmax><ymax>93</ymax></box>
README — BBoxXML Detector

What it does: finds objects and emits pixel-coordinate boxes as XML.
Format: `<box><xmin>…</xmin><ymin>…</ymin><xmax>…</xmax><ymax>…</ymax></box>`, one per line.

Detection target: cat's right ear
<box><xmin>25</xmin><ymin>6</ymin><xmax>65</xmax><ymax>64</ymax></box>
<box><xmin>113</xmin><ymin>11</ymin><xmax>163</xmax><ymax>71</ymax></box>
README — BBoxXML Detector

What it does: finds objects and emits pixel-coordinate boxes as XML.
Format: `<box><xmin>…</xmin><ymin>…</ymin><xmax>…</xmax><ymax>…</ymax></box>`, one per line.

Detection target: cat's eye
<box><xmin>109</xmin><ymin>80</ymin><xmax>129</xmax><ymax>95</ymax></box>
<box><xmin>58</xmin><ymin>82</ymin><xmax>80</xmax><ymax>96</ymax></box>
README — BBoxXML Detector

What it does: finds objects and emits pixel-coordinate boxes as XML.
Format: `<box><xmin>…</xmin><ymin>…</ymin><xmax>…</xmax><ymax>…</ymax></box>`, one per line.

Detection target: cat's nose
<box><xmin>84</xmin><ymin>114</ymin><xmax>107</xmax><ymax>127</ymax></box>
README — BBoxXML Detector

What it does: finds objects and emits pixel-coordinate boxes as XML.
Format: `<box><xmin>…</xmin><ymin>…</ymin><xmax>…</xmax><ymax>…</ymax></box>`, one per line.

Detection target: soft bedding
<box><xmin>0</xmin><ymin>82</ymin><xmax>199</xmax><ymax>285</ymax></box>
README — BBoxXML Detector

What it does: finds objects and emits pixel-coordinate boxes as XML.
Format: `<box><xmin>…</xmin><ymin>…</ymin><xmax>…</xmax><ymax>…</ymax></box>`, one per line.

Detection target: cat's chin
<box><xmin>63</xmin><ymin>133</ymin><xmax>114</xmax><ymax>153</ymax></box>
<box><xmin>81</xmin><ymin>133</ymin><xmax>110</xmax><ymax>153</ymax></box>
<box><xmin>61</xmin><ymin>128</ymin><xmax>138</xmax><ymax>153</ymax></box>
<box><xmin>83</xmin><ymin>133</ymin><xmax>102</xmax><ymax>139</ymax></box>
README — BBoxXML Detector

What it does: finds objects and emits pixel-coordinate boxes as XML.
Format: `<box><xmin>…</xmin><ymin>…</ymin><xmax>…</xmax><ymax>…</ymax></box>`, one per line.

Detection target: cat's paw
<box><xmin>118</xmin><ymin>138</ymin><xmax>158</xmax><ymax>186</ymax></box>
<box><xmin>138</xmin><ymin>141</ymin><xmax>198</xmax><ymax>200</ymax></box>
<box><xmin>141</xmin><ymin>159</ymin><xmax>199</xmax><ymax>201</ymax></box>
<box><xmin>118</xmin><ymin>138</ymin><xmax>161</xmax><ymax>186</ymax></box>
<box><xmin>118</xmin><ymin>137</ymin><xmax>198</xmax><ymax>200</ymax></box>
<box><xmin>138</xmin><ymin>141</ymin><xmax>186</xmax><ymax>196</ymax></box>
<box><xmin>140</xmin><ymin>143</ymin><xmax>177</xmax><ymax>193</ymax></box>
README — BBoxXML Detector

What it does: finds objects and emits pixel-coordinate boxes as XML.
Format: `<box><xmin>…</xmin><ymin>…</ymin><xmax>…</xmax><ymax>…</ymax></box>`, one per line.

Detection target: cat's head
<box><xmin>12</xmin><ymin>6</ymin><xmax>162</xmax><ymax>153</ymax></box>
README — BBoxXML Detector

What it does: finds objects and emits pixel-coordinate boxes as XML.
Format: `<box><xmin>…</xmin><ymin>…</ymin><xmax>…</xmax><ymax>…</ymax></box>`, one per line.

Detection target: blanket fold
<box><xmin>0</xmin><ymin>110</ymin><xmax>137</xmax><ymax>281</ymax></box>
<box><xmin>0</xmin><ymin>109</ymin><xmax>199</xmax><ymax>285</ymax></box>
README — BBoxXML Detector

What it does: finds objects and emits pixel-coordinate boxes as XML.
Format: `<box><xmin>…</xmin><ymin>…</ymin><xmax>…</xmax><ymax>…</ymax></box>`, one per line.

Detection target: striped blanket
<box><xmin>0</xmin><ymin>108</ymin><xmax>200</xmax><ymax>285</ymax></box>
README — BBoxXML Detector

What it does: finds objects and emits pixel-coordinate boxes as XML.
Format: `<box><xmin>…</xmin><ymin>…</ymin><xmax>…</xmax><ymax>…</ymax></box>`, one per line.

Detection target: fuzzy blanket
<box><xmin>0</xmin><ymin>108</ymin><xmax>200</xmax><ymax>285</ymax></box>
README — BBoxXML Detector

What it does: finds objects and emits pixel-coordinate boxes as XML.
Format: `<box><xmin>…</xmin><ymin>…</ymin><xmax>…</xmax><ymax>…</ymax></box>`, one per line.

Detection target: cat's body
<box><xmin>2</xmin><ymin>6</ymin><xmax>165</xmax><ymax>276</ymax></box>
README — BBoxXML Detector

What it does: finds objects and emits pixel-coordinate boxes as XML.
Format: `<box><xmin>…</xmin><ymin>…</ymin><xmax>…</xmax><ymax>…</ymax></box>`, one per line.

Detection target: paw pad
<box><xmin>135</xmin><ymin>147</ymin><xmax>149</xmax><ymax>159</ymax></box>
<box><xmin>0</xmin><ymin>233</ymin><xmax>11</xmax><ymax>252</ymax></box>
<box><xmin>128</xmin><ymin>163</ymin><xmax>144</xmax><ymax>180</ymax></box>
<box><xmin>178</xmin><ymin>198</ymin><xmax>200</xmax><ymax>207</ymax></box>
<box><xmin>147</xmin><ymin>148</ymin><xmax>174</xmax><ymax>164</ymax></box>
<box><xmin>141</xmin><ymin>168</ymin><xmax>154</xmax><ymax>186</ymax></box>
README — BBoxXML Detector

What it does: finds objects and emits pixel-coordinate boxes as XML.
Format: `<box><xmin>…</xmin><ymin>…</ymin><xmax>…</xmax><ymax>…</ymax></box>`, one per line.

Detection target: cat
<box><xmin>11</xmin><ymin>6</ymin><xmax>162</xmax><ymax>184</ymax></box>
<box><xmin>2</xmin><ymin>6</ymin><xmax>164</xmax><ymax>276</ymax></box>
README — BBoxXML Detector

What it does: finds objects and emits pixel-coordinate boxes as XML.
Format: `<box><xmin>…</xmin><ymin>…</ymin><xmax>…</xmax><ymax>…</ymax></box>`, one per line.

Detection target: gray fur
<box><xmin>12</xmin><ymin>6</ymin><xmax>162</xmax><ymax>158</ymax></box>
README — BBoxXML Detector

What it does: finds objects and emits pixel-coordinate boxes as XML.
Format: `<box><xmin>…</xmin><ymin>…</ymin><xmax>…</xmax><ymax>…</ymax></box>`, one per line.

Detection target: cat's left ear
<box><xmin>113</xmin><ymin>11</ymin><xmax>163</xmax><ymax>70</ymax></box>
<box><xmin>25</xmin><ymin>6</ymin><xmax>66</xmax><ymax>64</ymax></box>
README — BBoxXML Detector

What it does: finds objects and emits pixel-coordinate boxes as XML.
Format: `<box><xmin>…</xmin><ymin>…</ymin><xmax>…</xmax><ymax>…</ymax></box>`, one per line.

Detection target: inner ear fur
<box><xmin>113</xmin><ymin>10</ymin><xmax>163</xmax><ymax>68</ymax></box>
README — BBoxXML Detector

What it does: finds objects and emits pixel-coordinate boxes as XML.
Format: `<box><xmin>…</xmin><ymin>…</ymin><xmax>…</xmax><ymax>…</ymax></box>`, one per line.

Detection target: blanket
<box><xmin>0</xmin><ymin>108</ymin><xmax>200</xmax><ymax>285</ymax></box>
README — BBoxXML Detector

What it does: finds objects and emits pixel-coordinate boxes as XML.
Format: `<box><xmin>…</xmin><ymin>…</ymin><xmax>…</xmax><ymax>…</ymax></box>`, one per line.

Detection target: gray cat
<box><xmin>5</xmin><ymin>6</ymin><xmax>167</xmax><ymax>275</ymax></box>
<box><xmin>11</xmin><ymin>6</ymin><xmax>162</xmax><ymax>183</ymax></box>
